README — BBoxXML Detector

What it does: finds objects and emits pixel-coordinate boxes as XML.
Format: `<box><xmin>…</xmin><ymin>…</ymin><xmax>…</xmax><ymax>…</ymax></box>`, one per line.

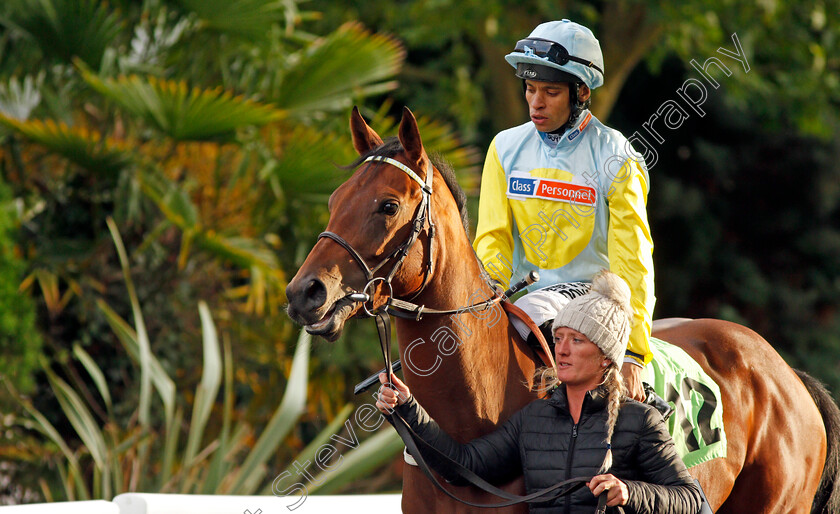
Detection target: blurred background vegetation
<box><xmin>0</xmin><ymin>0</ymin><xmax>837</xmax><ymax>504</ymax></box>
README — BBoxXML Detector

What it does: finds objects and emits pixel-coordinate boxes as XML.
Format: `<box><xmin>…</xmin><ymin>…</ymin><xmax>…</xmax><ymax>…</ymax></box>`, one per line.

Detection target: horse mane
<box><xmin>345</xmin><ymin>137</ymin><xmax>471</xmax><ymax>239</ymax></box>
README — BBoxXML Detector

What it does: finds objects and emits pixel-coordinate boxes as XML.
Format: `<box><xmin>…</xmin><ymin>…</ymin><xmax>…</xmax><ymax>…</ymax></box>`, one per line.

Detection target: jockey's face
<box><xmin>553</xmin><ymin>326</ymin><xmax>610</xmax><ymax>390</ymax></box>
<box><xmin>525</xmin><ymin>80</ymin><xmax>590</xmax><ymax>133</ymax></box>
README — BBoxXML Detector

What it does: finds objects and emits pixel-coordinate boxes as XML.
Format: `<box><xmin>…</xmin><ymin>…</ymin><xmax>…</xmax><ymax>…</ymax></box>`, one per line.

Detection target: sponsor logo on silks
<box><xmin>507</xmin><ymin>176</ymin><xmax>596</xmax><ymax>206</ymax></box>
<box><xmin>507</xmin><ymin>176</ymin><xmax>537</xmax><ymax>196</ymax></box>
<box><xmin>567</xmin><ymin>112</ymin><xmax>593</xmax><ymax>142</ymax></box>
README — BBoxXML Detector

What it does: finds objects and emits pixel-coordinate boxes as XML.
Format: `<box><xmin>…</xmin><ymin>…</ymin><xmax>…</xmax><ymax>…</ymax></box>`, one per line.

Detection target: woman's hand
<box><xmin>622</xmin><ymin>362</ymin><xmax>646</xmax><ymax>401</ymax></box>
<box><xmin>587</xmin><ymin>474</ymin><xmax>629</xmax><ymax>507</ymax></box>
<box><xmin>375</xmin><ymin>372</ymin><xmax>412</xmax><ymax>414</ymax></box>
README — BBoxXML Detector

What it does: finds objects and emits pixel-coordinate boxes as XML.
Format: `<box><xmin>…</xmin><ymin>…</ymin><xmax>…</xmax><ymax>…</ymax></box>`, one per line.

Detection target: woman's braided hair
<box><xmin>600</xmin><ymin>362</ymin><xmax>627</xmax><ymax>472</ymax></box>
<box><xmin>531</xmin><ymin>360</ymin><xmax>626</xmax><ymax>472</ymax></box>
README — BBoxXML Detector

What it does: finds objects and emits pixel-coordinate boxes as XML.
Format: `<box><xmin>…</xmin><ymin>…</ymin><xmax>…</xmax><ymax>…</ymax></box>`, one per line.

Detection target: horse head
<box><xmin>286</xmin><ymin>106</ymin><xmax>451</xmax><ymax>341</ymax></box>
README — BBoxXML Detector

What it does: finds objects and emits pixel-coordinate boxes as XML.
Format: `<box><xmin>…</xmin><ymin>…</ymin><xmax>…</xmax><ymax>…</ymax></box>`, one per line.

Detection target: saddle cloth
<box><xmin>644</xmin><ymin>337</ymin><xmax>727</xmax><ymax>468</ymax></box>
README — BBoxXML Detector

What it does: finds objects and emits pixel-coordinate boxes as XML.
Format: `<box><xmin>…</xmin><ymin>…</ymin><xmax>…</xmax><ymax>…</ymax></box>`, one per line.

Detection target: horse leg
<box><xmin>688</xmin><ymin>459</ymin><xmax>737</xmax><ymax>512</ymax></box>
<box><xmin>712</xmin><ymin>368</ymin><xmax>825</xmax><ymax>513</ymax></box>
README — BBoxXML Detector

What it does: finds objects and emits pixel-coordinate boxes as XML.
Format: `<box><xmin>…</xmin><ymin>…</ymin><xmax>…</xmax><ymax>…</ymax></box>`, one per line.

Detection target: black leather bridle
<box><xmin>317</xmin><ymin>154</ymin><xmax>502</xmax><ymax>320</ymax></box>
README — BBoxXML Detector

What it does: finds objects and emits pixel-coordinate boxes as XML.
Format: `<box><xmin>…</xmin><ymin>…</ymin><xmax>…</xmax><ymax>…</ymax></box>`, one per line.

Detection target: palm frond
<box><xmin>175</xmin><ymin>0</ymin><xmax>304</xmax><ymax>40</ymax></box>
<box><xmin>261</xmin><ymin>124</ymin><xmax>355</xmax><ymax>199</ymax></box>
<box><xmin>273</xmin><ymin>22</ymin><xmax>406</xmax><ymax>116</ymax></box>
<box><xmin>0</xmin><ymin>114</ymin><xmax>132</xmax><ymax>176</ymax></box>
<box><xmin>1</xmin><ymin>0</ymin><xmax>120</xmax><ymax>68</ymax></box>
<box><xmin>79</xmin><ymin>64</ymin><xmax>284</xmax><ymax>141</ymax></box>
<box><xmin>136</xmin><ymin>167</ymin><xmax>199</xmax><ymax>230</ymax></box>
<box><xmin>139</xmin><ymin>167</ymin><xmax>285</xmax><ymax>312</ymax></box>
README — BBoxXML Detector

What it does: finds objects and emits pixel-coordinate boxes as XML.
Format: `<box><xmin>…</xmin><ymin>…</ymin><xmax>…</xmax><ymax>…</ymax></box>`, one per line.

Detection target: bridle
<box><xmin>314</xmin><ymin>152</ymin><xmax>606</xmax><ymax>510</ymax></box>
<box><xmin>317</xmin><ymin>154</ymin><xmax>502</xmax><ymax>320</ymax></box>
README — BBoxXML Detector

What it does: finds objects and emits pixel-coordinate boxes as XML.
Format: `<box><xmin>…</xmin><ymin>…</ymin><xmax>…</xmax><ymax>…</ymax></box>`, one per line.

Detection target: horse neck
<box><xmin>394</xmin><ymin>207</ymin><xmax>532</xmax><ymax>439</ymax></box>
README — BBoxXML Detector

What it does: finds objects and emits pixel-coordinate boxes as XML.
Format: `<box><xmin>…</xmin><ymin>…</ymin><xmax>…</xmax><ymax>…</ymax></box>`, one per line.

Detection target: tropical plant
<box><xmin>0</xmin><ymin>0</ymin><xmax>477</xmax><ymax>501</ymax></box>
<box><xmin>4</xmin><ymin>222</ymin><xmax>402</xmax><ymax>500</ymax></box>
<box><xmin>0</xmin><ymin>174</ymin><xmax>41</xmax><ymax>399</ymax></box>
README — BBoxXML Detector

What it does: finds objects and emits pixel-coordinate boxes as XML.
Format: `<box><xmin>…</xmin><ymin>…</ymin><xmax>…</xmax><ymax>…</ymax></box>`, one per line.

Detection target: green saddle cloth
<box><xmin>643</xmin><ymin>337</ymin><xmax>727</xmax><ymax>468</ymax></box>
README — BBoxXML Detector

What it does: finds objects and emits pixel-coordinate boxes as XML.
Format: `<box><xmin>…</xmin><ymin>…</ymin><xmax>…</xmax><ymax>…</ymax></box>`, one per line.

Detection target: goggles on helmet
<box><xmin>513</xmin><ymin>38</ymin><xmax>603</xmax><ymax>75</ymax></box>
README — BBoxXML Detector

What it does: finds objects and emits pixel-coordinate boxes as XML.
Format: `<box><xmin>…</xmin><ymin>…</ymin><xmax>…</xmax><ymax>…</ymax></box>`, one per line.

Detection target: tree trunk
<box><xmin>593</xmin><ymin>1</ymin><xmax>664</xmax><ymax>122</ymax></box>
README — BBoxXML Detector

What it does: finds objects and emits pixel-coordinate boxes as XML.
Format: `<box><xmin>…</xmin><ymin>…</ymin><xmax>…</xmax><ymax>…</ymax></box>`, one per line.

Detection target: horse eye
<box><xmin>381</xmin><ymin>201</ymin><xmax>399</xmax><ymax>216</ymax></box>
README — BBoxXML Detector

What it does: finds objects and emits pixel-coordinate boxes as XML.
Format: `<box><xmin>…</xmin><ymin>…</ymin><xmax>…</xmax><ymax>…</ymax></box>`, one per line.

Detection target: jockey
<box><xmin>474</xmin><ymin>19</ymin><xmax>654</xmax><ymax>401</ymax></box>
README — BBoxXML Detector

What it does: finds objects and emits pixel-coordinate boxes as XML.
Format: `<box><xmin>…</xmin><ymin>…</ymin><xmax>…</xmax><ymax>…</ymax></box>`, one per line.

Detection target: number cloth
<box><xmin>644</xmin><ymin>337</ymin><xmax>727</xmax><ymax>467</ymax></box>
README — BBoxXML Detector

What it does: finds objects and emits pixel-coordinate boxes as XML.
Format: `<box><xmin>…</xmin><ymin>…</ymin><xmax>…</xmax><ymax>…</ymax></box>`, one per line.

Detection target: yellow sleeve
<box><xmin>473</xmin><ymin>138</ymin><xmax>515</xmax><ymax>287</ymax></box>
<box><xmin>607</xmin><ymin>159</ymin><xmax>655</xmax><ymax>366</ymax></box>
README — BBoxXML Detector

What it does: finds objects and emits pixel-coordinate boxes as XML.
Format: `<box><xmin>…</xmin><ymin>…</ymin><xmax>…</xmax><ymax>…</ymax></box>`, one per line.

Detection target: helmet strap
<box><xmin>550</xmin><ymin>82</ymin><xmax>589</xmax><ymax>135</ymax></box>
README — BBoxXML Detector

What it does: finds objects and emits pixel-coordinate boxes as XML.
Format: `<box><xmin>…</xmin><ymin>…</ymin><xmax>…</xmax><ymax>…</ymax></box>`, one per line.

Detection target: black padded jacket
<box><xmin>393</xmin><ymin>385</ymin><xmax>702</xmax><ymax>514</ymax></box>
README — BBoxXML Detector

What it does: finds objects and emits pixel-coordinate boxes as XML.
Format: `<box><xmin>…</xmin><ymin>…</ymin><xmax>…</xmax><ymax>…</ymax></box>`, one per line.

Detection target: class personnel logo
<box><xmin>567</xmin><ymin>112</ymin><xmax>592</xmax><ymax>142</ymax></box>
<box><xmin>507</xmin><ymin>175</ymin><xmax>596</xmax><ymax>206</ymax></box>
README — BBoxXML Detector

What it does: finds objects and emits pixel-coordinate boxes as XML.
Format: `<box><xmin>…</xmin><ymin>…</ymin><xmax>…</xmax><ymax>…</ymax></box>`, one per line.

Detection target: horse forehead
<box><xmin>329</xmin><ymin>161</ymin><xmax>421</xmax><ymax>210</ymax></box>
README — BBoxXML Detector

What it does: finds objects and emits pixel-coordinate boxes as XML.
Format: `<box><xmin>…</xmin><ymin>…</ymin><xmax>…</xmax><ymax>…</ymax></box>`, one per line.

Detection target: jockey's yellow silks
<box><xmin>474</xmin><ymin>110</ymin><xmax>654</xmax><ymax>365</ymax></box>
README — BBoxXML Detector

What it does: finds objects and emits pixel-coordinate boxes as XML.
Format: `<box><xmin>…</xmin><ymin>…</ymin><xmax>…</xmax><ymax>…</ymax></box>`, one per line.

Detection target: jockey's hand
<box><xmin>375</xmin><ymin>372</ymin><xmax>411</xmax><ymax>414</ymax></box>
<box><xmin>622</xmin><ymin>361</ymin><xmax>646</xmax><ymax>402</ymax></box>
<box><xmin>587</xmin><ymin>474</ymin><xmax>629</xmax><ymax>507</ymax></box>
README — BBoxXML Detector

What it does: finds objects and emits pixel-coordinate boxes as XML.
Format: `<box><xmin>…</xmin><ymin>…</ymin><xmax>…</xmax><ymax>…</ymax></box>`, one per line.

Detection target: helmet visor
<box><xmin>513</xmin><ymin>38</ymin><xmax>603</xmax><ymax>75</ymax></box>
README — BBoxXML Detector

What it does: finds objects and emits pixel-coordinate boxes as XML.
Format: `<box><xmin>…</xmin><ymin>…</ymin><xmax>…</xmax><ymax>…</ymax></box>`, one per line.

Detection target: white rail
<box><xmin>0</xmin><ymin>501</ymin><xmax>118</xmax><ymax>513</ymax></box>
<box><xmin>0</xmin><ymin>495</ymin><xmax>402</xmax><ymax>513</ymax></box>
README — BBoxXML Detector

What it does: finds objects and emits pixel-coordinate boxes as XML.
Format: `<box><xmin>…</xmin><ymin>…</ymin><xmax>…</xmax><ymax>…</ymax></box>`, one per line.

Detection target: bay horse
<box><xmin>285</xmin><ymin>106</ymin><xmax>840</xmax><ymax>513</ymax></box>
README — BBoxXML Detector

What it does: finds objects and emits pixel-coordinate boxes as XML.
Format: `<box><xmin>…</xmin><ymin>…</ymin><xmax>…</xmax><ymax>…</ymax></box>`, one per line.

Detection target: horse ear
<box><xmin>398</xmin><ymin>106</ymin><xmax>426</xmax><ymax>166</ymax></box>
<box><xmin>350</xmin><ymin>106</ymin><xmax>384</xmax><ymax>156</ymax></box>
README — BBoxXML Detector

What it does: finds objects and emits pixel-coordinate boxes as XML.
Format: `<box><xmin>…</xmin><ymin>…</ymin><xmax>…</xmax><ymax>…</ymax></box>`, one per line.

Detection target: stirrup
<box><xmin>643</xmin><ymin>382</ymin><xmax>674</xmax><ymax>420</ymax></box>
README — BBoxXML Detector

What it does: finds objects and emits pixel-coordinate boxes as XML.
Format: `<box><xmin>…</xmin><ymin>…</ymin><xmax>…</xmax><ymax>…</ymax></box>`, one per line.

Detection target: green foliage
<box><xmin>175</xmin><ymin>0</ymin><xmax>310</xmax><ymax>40</ymax></box>
<box><xmin>10</xmin><ymin>266</ymin><xmax>401</xmax><ymax>499</ymax></box>
<box><xmin>0</xmin><ymin>0</ymin><xmax>476</xmax><ymax>501</ymax></box>
<box><xmin>272</xmin><ymin>22</ymin><xmax>406</xmax><ymax>117</ymax></box>
<box><xmin>79</xmin><ymin>64</ymin><xmax>285</xmax><ymax>142</ymax></box>
<box><xmin>0</xmin><ymin>0</ymin><xmax>121</xmax><ymax>69</ymax></box>
<box><xmin>0</xmin><ymin>114</ymin><xmax>132</xmax><ymax>176</ymax></box>
<box><xmin>0</xmin><ymin>175</ymin><xmax>41</xmax><ymax>396</ymax></box>
<box><xmin>618</xmin><ymin>59</ymin><xmax>840</xmax><ymax>393</ymax></box>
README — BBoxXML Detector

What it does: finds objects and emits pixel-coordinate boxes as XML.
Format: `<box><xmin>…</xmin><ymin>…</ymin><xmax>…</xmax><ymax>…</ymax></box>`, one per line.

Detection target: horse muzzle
<box><xmin>286</xmin><ymin>276</ymin><xmax>360</xmax><ymax>341</ymax></box>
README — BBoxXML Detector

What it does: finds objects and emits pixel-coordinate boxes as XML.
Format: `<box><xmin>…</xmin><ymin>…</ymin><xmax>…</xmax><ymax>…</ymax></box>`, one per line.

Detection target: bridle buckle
<box><xmin>362</xmin><ymin>277</ymin><xmax>393</xmax><ymax>316</ymax></box>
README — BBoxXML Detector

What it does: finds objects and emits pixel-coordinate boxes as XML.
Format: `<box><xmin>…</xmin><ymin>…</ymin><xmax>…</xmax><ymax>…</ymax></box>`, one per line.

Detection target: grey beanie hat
<box><xmin>552</xmin><ymin>270</ymin><xmax>633</xmax><ymax>365</ymax></box>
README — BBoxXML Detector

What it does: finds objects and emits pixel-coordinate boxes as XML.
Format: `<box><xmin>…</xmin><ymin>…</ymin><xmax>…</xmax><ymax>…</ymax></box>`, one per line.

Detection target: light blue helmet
<box><xmin>504</xmin><ymin>19</ymin><xmax>605</xmax><ymax>90</ymax></box>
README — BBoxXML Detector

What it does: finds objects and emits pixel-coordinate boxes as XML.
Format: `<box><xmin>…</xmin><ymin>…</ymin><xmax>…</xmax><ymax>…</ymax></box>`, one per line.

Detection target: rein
<box><xmin>379</xmin><ymin>304</ymin><xmax>607</xmax><ymax>511</ymax></box>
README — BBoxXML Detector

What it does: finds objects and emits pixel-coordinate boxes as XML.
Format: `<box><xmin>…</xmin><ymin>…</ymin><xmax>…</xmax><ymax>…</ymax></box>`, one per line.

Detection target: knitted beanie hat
<box><xmin>551</xmin><ymin>270</ymin><xmax>632</xmax><ymax>365</ymax></box>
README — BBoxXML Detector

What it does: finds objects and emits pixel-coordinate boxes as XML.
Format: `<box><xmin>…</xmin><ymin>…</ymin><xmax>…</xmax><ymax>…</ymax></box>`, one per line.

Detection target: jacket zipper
<box><xmin>564</xmin><ymin>421</ymin><xmax>579</xmax><ymax>514</ymax></box>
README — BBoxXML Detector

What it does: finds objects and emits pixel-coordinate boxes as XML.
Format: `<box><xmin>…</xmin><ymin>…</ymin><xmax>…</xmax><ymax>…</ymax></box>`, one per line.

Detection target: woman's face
<box><xmin>553</xmin><ymin>327</ymin><xmax>609</xmax><ymax>390</ymax></box>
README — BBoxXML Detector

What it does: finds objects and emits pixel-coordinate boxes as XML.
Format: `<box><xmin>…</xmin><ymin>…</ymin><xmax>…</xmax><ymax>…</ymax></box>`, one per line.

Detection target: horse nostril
<box><xmin>304</xmin><ymin>278</ymin><xmax>327</xmax><ymax>310</ymax></box>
